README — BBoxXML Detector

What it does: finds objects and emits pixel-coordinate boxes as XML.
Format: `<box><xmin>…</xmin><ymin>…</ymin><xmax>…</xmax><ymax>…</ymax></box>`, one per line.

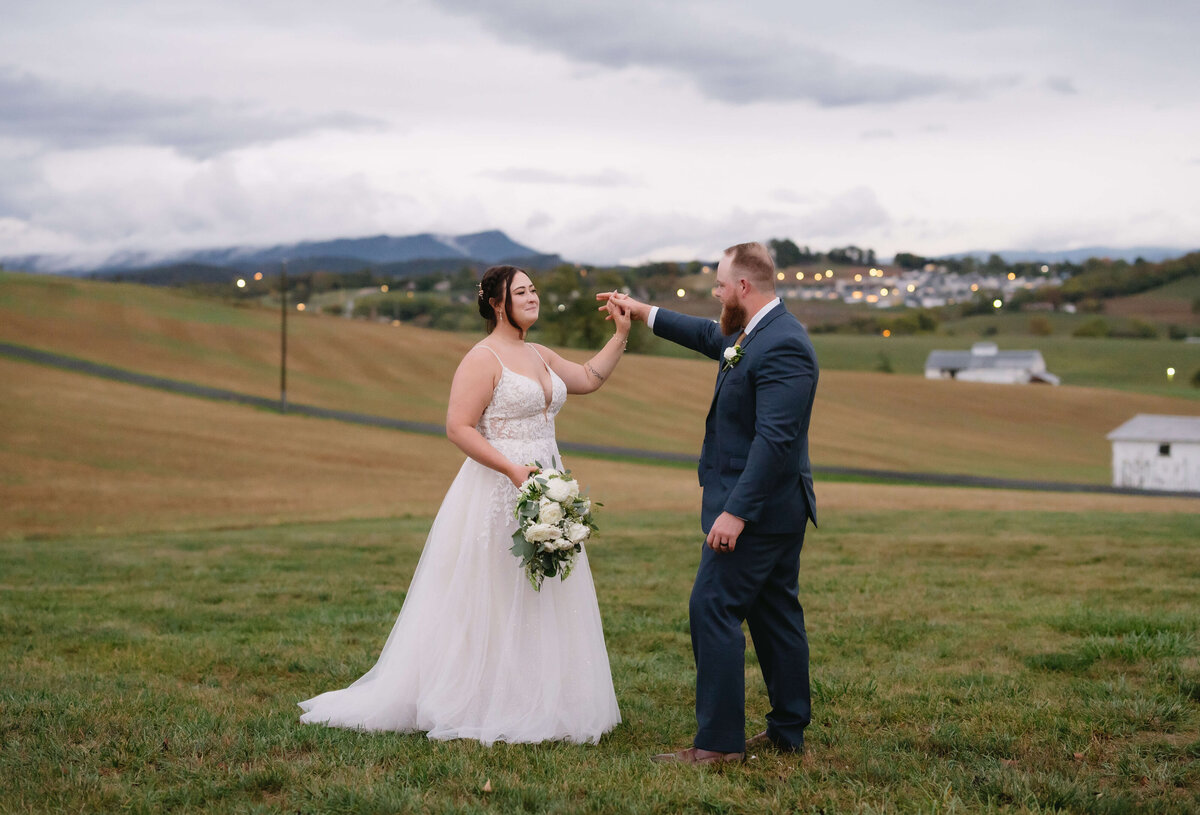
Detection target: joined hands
<box><xmin>596</xmin><ymin>291</ymin><xmax>650</xmax><ymax>324</ymax></box>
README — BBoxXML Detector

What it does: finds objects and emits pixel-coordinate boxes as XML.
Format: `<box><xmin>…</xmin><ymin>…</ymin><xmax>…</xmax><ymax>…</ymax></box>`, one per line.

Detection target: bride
<box><xmin>299</xmin><ymin>264</ymin><xmax>630</xmax><ymax>745</ymax></box>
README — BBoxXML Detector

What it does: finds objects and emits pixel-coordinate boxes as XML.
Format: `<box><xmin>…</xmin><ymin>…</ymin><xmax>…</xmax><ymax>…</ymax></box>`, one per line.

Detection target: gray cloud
<box><xmin>0</xmin><ymin>66</ymin><xmax>385</xmax><ymax>158</ymax></box>
<box><xmin>797</xmin><ymin>187</ymin><xmax>891</xmax><ymax>237</ymax></box>
<box><xmin>1045</xmin><ymin>76</ymin><xmax>1078</xmax><ymax>94</ymax></box>
<box><xmin>435</xmin><ymin>1</ymin><xmax>979</xmax><ymax>107</ymax></box>
<box><xmin>525</xmin><ymin>211</ymin><xmax>554</xmax><ymax>230</ymax></box>
<box><xmin>479</xmin><ymin>167</ymin><xmax>639</xmax><ymax>186</ymax></box>
<box><xmin>547</xmin><ymin>187</ymin><xmax>892</xmax><ymax>263</ymax></box>
<box><xmin>769</xmin><ymin>189</ymin><xmax>816</xmax><ymax>205</ymax></box>
<box><xmin>0</xmin><ymin>154</ymin><xmax>46</xmax><ymax>219</ymax></box>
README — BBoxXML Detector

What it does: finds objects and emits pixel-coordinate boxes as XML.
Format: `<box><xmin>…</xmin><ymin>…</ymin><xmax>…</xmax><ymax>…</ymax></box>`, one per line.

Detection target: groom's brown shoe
<box><xmin>745</xmin><ymin>730</ymin><xmax>804</xmax><ymax>754</ymax></box>
<box><xmin>651</xmin><ymin>747</ymin><xmax>744</xmax><ymax>765</ymax></box>
<box><xmin>745</xmin><ymin>730</ymin><xmax>772</xmax><ymax>750</ymax></box>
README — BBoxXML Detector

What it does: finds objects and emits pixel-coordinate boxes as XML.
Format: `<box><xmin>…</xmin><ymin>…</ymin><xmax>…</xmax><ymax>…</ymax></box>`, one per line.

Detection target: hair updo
<box><xmin>477</xmin><ymin>265</ymin><xmax>527</xmax><ymax>336</ymax></box>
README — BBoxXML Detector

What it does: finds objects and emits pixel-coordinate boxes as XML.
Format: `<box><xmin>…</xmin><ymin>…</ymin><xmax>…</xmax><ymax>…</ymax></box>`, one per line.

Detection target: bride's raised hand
<box><xmin>598</xmin><ymin>290</ymin><xmax>649</xmax><ymax>322</ymax></box>
<box><xmin>508</xmin><ymin>462</ymin><xmax>540</xmax><ymax>488</ymax></box>
<box><xmin>607</xmin><ymin>301</ymin><xmax>632</xmax><ymax>335</ymax></box>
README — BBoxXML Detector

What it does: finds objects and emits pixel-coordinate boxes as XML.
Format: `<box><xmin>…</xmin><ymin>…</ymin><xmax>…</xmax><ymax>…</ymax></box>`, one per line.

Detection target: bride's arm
<box><xmin>446</xmin><ymin>348</ymin><xmax>540</xmax><ymax>487</ymax></box>
<box><xmin>536</xmin><ymin>304</ymin><xmax>631</xmax><ymax>394</ymax></box>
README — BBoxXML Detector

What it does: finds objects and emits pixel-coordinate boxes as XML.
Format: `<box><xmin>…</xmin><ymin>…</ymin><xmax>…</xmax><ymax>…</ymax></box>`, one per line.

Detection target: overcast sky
<box><xmin>2</xmin><ymin>0</ymin><xmax>1198</xmax><ymax>266</ymax></box>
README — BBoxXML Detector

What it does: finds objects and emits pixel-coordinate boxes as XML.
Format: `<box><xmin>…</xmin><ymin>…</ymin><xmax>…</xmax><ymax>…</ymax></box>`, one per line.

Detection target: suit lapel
<box><xmin>742</xmin><ymin>302</ymin><xmax>786</xmax><ymax>350</ymax></box>
<box><xmin>711</xmin><ymin>302</ymin><xmax>787</xmax><ymax>399</ymax></box>
<box><xmin>712</xmin><ymin>335</ymin><xmax>740</xmax><ymax>395</ymax></box>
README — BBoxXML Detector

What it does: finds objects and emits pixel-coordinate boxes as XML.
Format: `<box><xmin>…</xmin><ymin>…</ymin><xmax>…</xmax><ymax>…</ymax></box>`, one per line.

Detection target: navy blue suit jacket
<box><xmin>654</xmin><ymin>303</ymin><xmax>818</xmax><ymax>535</ymax></box>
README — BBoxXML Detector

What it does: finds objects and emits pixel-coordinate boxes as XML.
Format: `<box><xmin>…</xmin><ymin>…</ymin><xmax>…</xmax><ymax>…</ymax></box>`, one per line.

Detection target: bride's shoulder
<box><xmin>527</xmin><ymin>341</ymin><xmax>560</xmax><ymax>362</ymax></box>
<box><xmin>459</xmin><ymin>342</ymin><xmax>504</xmax><ymax>376</ymax></box>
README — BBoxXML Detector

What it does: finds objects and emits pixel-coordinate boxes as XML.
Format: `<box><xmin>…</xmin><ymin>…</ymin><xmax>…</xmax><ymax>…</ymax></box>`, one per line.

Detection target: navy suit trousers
<box><xmin>689</xmin><ymin>529</ymin><xmax>811</xmax><ymax>753</ymax></box>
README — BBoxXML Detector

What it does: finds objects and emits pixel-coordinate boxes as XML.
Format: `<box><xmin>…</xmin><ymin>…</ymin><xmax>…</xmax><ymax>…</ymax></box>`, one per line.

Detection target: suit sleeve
<box><xmin>723</xmin><ymin>337</ymin><xmax>817</xmax><ymax>523</ymax></box>
<box><xmin>652</xmin><ymin>309</ymin><xmax>726</xmax><ymax>361</ymax></box>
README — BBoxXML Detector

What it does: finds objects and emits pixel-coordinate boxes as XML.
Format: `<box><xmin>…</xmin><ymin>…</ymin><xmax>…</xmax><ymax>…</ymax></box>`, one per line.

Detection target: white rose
<box><xmin>538</xmin><ymin>497</ymin><xmax>564</xmax><ymax>525</ymax></box>
<box><xmin>574</xmin><ymin>498</ymin><xmax>591</xmax><ymax>516</ymax></box>
<box><xmin>539</xmin><ymin>467</ymin><xmax>560</xmax><ymax>479</ymax></box>
<box><xmin>525</xmin><ymin>523</ymin><xmax>559</xmax><ymax>542</ymax></box>
<box><xmin>723</xmin><ymin>346</ymin><xmax>737</xmax><ymax>362</ymax></box>
<box><xmin>555</xmin><ymin>538</ymin><xmax>575</xmax><ymax>551</ymax></box>
<box><xmin>545</xmin><ymin>477</ymin><xmax>578</xmax><ymax>503</ymax></box>
<box><xmin>566</xmin><ymin>522</ymin><xmax>591</xmax><ymax>544</ymax></box>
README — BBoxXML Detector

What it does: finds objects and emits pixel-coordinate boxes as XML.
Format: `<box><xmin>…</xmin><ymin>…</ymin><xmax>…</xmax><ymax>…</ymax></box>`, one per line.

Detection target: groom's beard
<box><xmin>720</xmin><ymin>299</ymin><xmax>748</xmax><ymax>336</ymax></box>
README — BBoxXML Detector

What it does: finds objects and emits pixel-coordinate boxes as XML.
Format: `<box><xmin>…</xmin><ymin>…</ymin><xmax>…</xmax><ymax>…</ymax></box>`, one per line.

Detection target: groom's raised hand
<box><xmin>597</xmin><ymin>291</ymin><xmax>650</xmax><ymax>323</ymax></box>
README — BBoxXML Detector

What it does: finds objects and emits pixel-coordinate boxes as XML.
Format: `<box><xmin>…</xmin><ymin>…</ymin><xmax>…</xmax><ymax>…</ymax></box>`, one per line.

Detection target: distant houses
<box><xmin>924</xmin><ymin>342</ymin><xmax>1061</xmax><ymax>385</ymax></box>
<box><xmin>1107</xmin><ymin>414</ymin><xmax>1200</xmax><ymax>493</ymax></box>
<box><xmin>777</xmin><ymin>264</ymin><xmax>1067</xmax><ymax>309</ymax></box>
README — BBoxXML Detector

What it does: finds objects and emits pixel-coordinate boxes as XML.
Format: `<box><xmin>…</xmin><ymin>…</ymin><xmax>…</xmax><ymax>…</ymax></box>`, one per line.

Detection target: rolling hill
<box><xmin>6</xmin><ymin>355</ymin><xmax>1195</xmax><ymax>541</ymax></box>
<box><xmin>4</xmin><ymin>270</ymin><xmax>1200</xmax><ymax>486</ymax></box>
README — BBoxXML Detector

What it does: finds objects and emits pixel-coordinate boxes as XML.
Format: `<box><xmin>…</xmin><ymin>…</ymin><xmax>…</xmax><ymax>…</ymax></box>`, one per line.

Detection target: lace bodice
<box><xmin>478</xmin><ymin>367</ymin><xmax>566</xmax><ymax>443</ymax></box>
<box><xmin>471</xmin><ymin>346</ymin><xmax>568</xmax><ymax>550</ymax></box>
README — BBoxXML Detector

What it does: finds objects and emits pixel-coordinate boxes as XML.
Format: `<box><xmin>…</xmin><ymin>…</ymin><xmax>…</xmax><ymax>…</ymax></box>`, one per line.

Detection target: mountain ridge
<box><xmin>4</xmin><ymin>235</ymin><xmax>1195</xmax><ymax>277</ymax></box>
<box><xmin>1</xmin><ymin>230</ymin><xmax>558</xmax><ymax>276</ymax></box>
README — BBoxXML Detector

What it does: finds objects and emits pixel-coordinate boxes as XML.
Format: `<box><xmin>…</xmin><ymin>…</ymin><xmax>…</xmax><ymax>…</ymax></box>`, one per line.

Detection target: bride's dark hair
<box><xmin>477</xmin><ymin>265</ymin><xmax>527</xmax><ymax>336</ymax></box>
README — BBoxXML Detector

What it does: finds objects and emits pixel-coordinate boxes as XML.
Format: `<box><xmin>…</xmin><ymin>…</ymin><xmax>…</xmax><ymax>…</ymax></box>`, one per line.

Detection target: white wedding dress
<box><xmin>299</xmin><ymin>347</ymin><xmax>621</xmax><ymax>745</ymax></box>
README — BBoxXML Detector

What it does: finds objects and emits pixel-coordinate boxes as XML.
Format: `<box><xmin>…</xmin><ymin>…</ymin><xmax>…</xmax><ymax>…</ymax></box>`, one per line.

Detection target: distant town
<box><xmin>756</xmin><ymin>262</ymin><xmax>1070</xmax><ymax>312</ymax></box>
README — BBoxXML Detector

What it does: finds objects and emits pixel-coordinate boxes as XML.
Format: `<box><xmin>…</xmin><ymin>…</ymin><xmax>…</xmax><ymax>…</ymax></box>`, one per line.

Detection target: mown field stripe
<box><xmin>5</xmin><ymin>339</ymin><xmax>1197</xmax><ymax>499</ymax></box>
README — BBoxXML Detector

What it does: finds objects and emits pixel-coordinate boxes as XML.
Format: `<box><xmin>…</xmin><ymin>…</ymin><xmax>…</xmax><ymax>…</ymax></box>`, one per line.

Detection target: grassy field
<box><xmin>4</xmin><ymin>271</ymin><xmax>1200</xmax><ymax>485</ymax></box>
<box><xmin>2</xmin><ymin>286</ymin><xmax>1199</xmax><ymax>812</ymax></box>
<box><xmin>1105</xmin><ymin>276</ymin><xmax>1200</xmax><ymax>326</ymax></box>
<box><xmin>3</xmin><ymin>509</ymin><xmax>1198</xmax><ymax>814</ymax></box>
<box><xmin>506</xmin><ymin>292</ymin><xmax>1200</xmax><ymax>398</ymax></box>
<box><xmin>806</xmin><ymin>333</ymin><xmax>1200</xmax><ymax>398</ymax></box>
<box><xmin>5</xmin><ymin>357</ymin><xmax>1197</xmax><ymax>541</ymax></box>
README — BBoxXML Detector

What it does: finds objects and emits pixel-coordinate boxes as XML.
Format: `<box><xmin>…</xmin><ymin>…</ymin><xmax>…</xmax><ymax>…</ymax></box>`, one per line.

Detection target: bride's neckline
<box><xmin>479</xmin><ymin>342</ymin><xmax>558</xmax><ymax>412</ymax></box>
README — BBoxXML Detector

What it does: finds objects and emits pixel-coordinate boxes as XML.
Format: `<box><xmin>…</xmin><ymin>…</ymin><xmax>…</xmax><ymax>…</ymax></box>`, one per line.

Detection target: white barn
<box><xmin>924</xmin><ymin>342</ymin><xmax>1060</xmax><ymax>385</ymax></box>
<box><xmin>1106</xmin><ymin>414</ymin><xmax>1200</xmax><ymax>493</ymax></box>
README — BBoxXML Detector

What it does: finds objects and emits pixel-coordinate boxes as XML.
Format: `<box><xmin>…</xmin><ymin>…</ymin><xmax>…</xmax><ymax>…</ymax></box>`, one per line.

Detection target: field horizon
<box><xmin>4</xmin><ymin>270</ymin><xmax>1199</xmax><ymax>488</ymax></box>
<box><xmin>5</xmin><ymin>356</ymin><xmax>1197</xmax><ymax>542</ymax></box>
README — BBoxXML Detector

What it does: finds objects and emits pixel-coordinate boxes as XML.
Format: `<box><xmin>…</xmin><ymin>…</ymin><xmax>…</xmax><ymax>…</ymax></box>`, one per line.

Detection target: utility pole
<box><xmin>280</xmin><ymin>259</ymin><xmax>288</xmax><ymax>413</ymax></box>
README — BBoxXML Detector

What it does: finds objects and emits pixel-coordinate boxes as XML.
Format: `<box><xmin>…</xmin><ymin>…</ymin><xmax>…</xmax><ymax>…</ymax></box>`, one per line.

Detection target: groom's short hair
<box><xmin>724</xmin><ymin>242</ymin><xmax>775</xmax><ymax>292</ymax></box>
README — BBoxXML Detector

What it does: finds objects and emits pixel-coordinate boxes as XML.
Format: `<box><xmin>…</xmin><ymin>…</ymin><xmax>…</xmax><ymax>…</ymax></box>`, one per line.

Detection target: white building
<box><xmin>924</xmin><ymin>342</ymin><xmax>1060</xmax><ymax>385</ymax></box>
<box><xmin>1107</xmin><ymin>414</ymin><xmax>1200</xmax><ymax>493</ymax></box>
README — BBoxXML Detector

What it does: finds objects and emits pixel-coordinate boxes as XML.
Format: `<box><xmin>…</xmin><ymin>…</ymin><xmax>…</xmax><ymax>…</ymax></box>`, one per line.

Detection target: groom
<box><xmin>602</xmin><ymin>241</ymin><xmax>818</xmax><ymax>764</ymax></box>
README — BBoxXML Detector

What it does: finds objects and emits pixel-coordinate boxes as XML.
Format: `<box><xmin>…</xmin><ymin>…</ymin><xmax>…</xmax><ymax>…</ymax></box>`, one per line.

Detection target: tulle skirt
<box><xmin>298</xmin><ymin>453</ymin><xmax>621</xmax><ymax>745</ymax></box>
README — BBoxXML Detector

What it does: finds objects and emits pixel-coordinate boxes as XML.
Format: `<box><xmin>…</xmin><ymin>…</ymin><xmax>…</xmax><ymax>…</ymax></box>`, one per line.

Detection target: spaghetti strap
<box><xmin>476</xmin><ymin>344</ymin><xmax>507</xmax><ymax>369</ymax></box>
<box><xmin>528</xmin><ymin>344</ymin><xmax>551</xmax><ymax>372</ymax></box>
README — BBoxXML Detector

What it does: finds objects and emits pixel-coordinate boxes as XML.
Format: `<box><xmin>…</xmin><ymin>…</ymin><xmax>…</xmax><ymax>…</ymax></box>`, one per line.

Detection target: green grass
<box><xmin>3</xmin><ymin>510</ymin><xmax>1198</xmax><ymax>814</ymax></box>
<box><xmin>1129</xmin><ymin>275</ymin><xmax>1200</xmax><ymax>302</ymax></box>
<box><xmin>0</xmin><ymin>270</ymin><xmax>264</xmax><ymax>328</ymax></box>
<box><xmin>643</xmin><ymin>304</ymin><xmax>1200</xmax><ymax>399</ymax></box>
<box><xmin>806</xmin><ymin>333</ymin><xmax>1200</xmax><ymax>398</ymax></box>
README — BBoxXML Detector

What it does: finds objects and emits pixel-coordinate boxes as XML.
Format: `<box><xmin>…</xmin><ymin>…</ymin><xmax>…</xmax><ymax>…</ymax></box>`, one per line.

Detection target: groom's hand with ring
<box><xmin>706</xmin><ymin>512</ymin><xmax>745</xmax><ymax>553</ymax></box>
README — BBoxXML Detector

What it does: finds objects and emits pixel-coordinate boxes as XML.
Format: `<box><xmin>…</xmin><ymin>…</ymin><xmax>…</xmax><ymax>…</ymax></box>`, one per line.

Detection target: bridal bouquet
<box><xmin>510</xmin><ymin>463</ymin><xmax>598</xmax><ymax>591</ymax></box>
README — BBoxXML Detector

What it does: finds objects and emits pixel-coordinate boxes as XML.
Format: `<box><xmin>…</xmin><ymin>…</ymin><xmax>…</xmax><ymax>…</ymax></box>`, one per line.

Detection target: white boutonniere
<box><xmin>722</xmin><ymin>344</ymin><xmax>743</xmax><ymax>371</ymax></box>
